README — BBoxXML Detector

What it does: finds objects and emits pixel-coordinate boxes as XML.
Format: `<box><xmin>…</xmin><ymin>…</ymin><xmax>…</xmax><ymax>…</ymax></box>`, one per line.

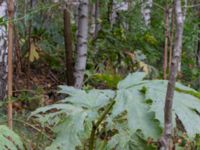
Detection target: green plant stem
<box><xmin>89</xmin><ymin>100</ymin><xmax>115</xmax><ymax>150</ymax></box>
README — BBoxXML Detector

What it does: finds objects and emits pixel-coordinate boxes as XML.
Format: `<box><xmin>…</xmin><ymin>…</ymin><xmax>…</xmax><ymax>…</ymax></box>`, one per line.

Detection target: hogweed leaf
<box><xmin>117</xmin><ymin>72</ymin><xmax>146</xmax><ymax>89</ymax></box>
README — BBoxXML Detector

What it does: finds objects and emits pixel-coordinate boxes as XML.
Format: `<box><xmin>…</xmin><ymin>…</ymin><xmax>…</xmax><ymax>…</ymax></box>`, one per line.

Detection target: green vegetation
<box><xmin>0</xmin><ymin>0</ymin><xmax>199</xmax><ymax>149</ymax></box>
<box><xmin>30</xmin><ymin>72</ymin><xmax>200</xmax><ymax>149</ymax></box>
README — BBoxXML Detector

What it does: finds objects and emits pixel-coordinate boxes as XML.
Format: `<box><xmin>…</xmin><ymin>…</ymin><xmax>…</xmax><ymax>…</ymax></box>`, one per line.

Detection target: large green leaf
<box><xmin>31</xmin><ymin>72</ymin><xmax>200</xmax><ymax>149</ymax></box>
<box><xmin>117</xmin><ymin>72</ymin><xmax>146</xmax><ymax>89</ymax></box>
<box><xmin>107</xmin><ymin>126</ymin><xmax>156</xmax><ymax>150</ymax></box>
<box><xmin>32</xmin><ymin>105</ymin><xmax>91</xmax><ymax>150</ymax></box>
<box><xmin>116</xmin><ymin>73</ymin><xmax>200</xmax><ymax>138</ymax></box>
<box><xmin>135</xmin><ymin>80</ymin><xmax>200</xmax><ymax>137</ymax></box>
<box><xmin>31</xmin><ymin>87</ymin><xmax>115</xmax><ymax>150</ymax></box>
<box><xmin>112</xmin><ymin>88</ymin><xmax>161</xmax><ymax>139</ymax></box>
<box><xmin>46</xmin><ymin>111</ymin><xmax>87</xmax><ymax>150</ymax></box>
<box><xmin>60</xmin><ymin>86</ymin><xmax>115</xmax><ymax>109</ymax></box>
<box><xmin>30</xmin><ymin>104</ymin><xmax>83</xmax><ymax>126</ymax></box>
<box><xmin>58</xmin><ymin>86</ymin><xmax>85</xmax><ymax>96</ymax></box>
<box><xmin>0</xmin><ymin>125</ymin><xmax>24</xmax><ymax>150</ymax></box>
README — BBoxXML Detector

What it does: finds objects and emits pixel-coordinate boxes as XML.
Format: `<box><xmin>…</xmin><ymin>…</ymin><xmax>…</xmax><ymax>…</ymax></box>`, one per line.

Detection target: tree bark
<box><xmin>74</xmin><ymin>0</ymin><xmax>89</xmax><ymax>88</ymax></box>
<box><xmin>196</xmin><ymin>2</ymin><xmax>200</xmax><ymax>68</ymax></box>
<box><xmin>169</xmin><ymin>6</ymin><xmax>175</xmax><ymax>72</ymax></box>
<box><xmin>0</xmin><ymin>0</ymin><xmax>8</xmax><ymax>100</ymax></box>
<box><xmin>27</xmin><ymin>0</ymin><xmax>33</xmax><ymax>89</ymax></box>
<box><xmin>93</xmin><ymin>0</ymin><xmax>100</xmax><ymax>39</ymax></box>
<box><xmin>64</xmin><ymin>4</ymin><xmax>74</xmax><ymax>86</ymax></box>
<box><xmin>108</xmin><ymin>0</ymin><xmax>116</xmax><ymax>27</ymax></box>
<box><xmin>7</xmin><ymin>0</ymin><xmax>14</xmax><ymax>129</ymax></box>
<box><xmin>177</xmin><ymin>0</ymin><xmax>187</xmax><ymax>73</ymax></box>
<box><xmin>163</xmin><ymin>7</ymin><xmax>169</xmax><ymax>80</ymax></box>
<box><xmin>141</xmin><ymin>0</ymin><xmax>153</xmax><ymax>26</ymax></box>
<box><xmin>159</xmin><ymin>0</ymin><xmax>184</xmax><ymax>149</ymax></box>
<box><xmin>197</xmin><ymin>24</ymin><xmax>200</xmax><ymax>68</ymax></box>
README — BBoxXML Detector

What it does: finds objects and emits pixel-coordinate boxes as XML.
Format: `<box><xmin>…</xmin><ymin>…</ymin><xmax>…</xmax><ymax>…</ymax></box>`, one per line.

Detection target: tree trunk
<box><xmin>93</xmin><ymin>0</ymin><xmax>100</xmax><ymax>39</ymax></box>
<box><xmin>27</xmin><ymin>0</ymin><xmax>33</xmax><ymax>89</ymax></box>
<box><xmin>74</xmin><ymin>0</ymin><xmax>89</xmax><ymax>88</ymax></box>
<box><xmin>159</xmin><ymin>0</ymin><xmax>184</xmax><ymax>149</ymax></box>
<box><xmin>108</xmin><ymin>0</ymin><xmax>116</xmax><ymax>27</ymax></box>
<box><xmin>163</xmin><ymin>7</ymin><xmax>169</xmax><ymax>80</ymax></box>
<box><xmin>196</xmin><ymin>2</ymin><xmax>200</xmax><ymax>68</ymax></box>
<box><xmin>177</xmin><ymin>0</ymin><xmax>187</xmax><ymax>73</ymax></box>
<box><xmin>64</xmin><ymin>4</ymin><xmax>74</xmax><ymax>86</ymax></box>
<box><xmin>197</xmin><ymin>24</ymin><xmax>200</xmax><ymax>68</ymax></box>
<box><xmin>0</xmin><ymin>0</ymin><xmax>8</xmax><ymax>100</ymax></box>
<box><xmin>169</xmin><ymin>6</ymin><xmax>175</xmax><ymax>72</ymax></box>
<box><xmin>141</xmin><ymin>0</ymin><xmax>153</xmax><ymax>26</ymax></box>
<box><xmin>7</xmin><ymin>0</ymin><xmax>14</xmax><ymax>129</ymax></box>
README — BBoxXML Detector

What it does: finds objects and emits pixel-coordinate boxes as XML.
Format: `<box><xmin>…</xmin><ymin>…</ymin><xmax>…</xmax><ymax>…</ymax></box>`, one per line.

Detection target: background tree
<box><xmin>141</xmin><ymin>0</ymin><xmax>153</xmax><ymax>26</ymax></box>
<box><xmin>0</xmin><ymin>0</ymin><xmax>8</xmax><ymax>100</ymax></box>
<box><xmin>63</xmin><ymin>3</ymin><xmax>74</xmax><ymax>86</ymax></box>
<box><xmin>74</xmin><ymin>0</ymin><xmax>89</xmax><ymax>88</ymax></box>
<box><xmin>159</xmin><ymin>0</ymin><xmax>184</xmax><ymax>149</ymax></box>
<box><xmin>196</xmin><ymin>2</ymin><xmax>200</xmax><ymax>68</ymax></box>
<box><xmin>7</xmin><ymin>0</ymin><xmax>15</xmax><ymax>129</ymax></box>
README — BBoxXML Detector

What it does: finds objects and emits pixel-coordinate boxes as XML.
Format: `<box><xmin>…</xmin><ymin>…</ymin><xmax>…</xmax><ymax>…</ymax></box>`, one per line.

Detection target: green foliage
<box><xmin>107</xmin><ymin>131</ymin><xmax>156</xmax><ymax>150</ymax></box>
<box><xmin>0</xmin><ymin>17</ymin><xmax>7</xmax><ymax>26</ymax></box>
<box><xmin>143</xmin><ymin>81</ymin><xmax>200</xmax><ymax>136</ymax></box>
<box><xmin>92</xmin><ymin>73</ymin><xmax>122</xmax><ymax>88</ymax></box>
<box><xmin>16</xmin><ymin>1</ymin><xmax>64</xmax><ymax>71</ymax></box>
<box><xmin>7</xmin><ymin>0</ymin><xmax>200</xmax><ymax>149</ymax></box>
<box><xmin>31</xmin><ymin>87</ymin><xmax>115</xmax><ymax>150</ymax></box>
<box><xmin>88</xmin><ymin>0</ymin><xmax>162</xmax><ymax>73</ymax></box>
<box><xmin>0</xmin><ymin>125</ymin><xmax>24</xmax><ymax>150</ymax></box>
<box><xmin>15</xmin><ymin>87</ymin><xmax>44</xmax><ymax>110</ymax></box>
<box><xmin>30</xmin><ymin>72</ymin><xmax>200</xmax><ymax>149</ymax></box>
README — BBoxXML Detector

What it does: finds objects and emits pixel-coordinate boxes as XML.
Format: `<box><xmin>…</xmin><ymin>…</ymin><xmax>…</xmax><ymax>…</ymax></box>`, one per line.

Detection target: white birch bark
<box><xmin>90</xmin><ymin>0</ymin><xmax>100</xmax><ymax>38</ymax></box>
<box><xmin>74</xmin><ymin>0</ymin><xmax>89</xmax><ymax>88</ymax></box>
<box><xmin>177</xmin><ymin>0</ymin><xmax>187</xmax><ymax>72</ymax></box>
<box><xmin>109</xmin><ymin>0</ymin><xmax>128</xmax><ymax>27</ymax></box>
<box><xmin>89</xmin><ymin>3</ymin><xmax>95</xmax><ymax>35</ymax></box>
<box><xmin>0</xmin><ymin>0</ymin><xmax>8</xmax><ymax>100</ymax></box>
<box><xmin>109</xmin><ymin>0</ymin><xmax>117</xmax><ymax>27</ymax></box>
<box><xmin>141</xmin><ymin>0</ymin><xmax>153</xmax><ymax>26</ymax></box>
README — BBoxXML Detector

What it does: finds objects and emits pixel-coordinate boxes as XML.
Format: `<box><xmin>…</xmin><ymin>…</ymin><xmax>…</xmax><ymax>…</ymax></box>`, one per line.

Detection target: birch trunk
<box><xmin>141</xmin><ymin>0</ymin><xmax>153</xmax><ymax>26</ymax></box>
<box><xmin>163</xmin><ymin>7</ymin><xmax>169</xmax><ymax>80</ymax></box>
<box><xmin>108</xmin><ymin>0</ymin><xmax>116</xmax><ymax>27</ymax></box>
<box><xmin>0</xmin><ymin>0</ymin><xmax>8</xmax><ymax>100</ymax></box>
<box><xmin>108</xmin><ymin>0</ymin><xmax>128</xmax><ymax>28</ymax></box>
<box><xmin>169</xmin><ymin>6</ymin><xmax>175</xmax><ymax>72</ymax></box>
<box><xmin>177</xmin><ymin>0</ymin><xmax>187</xmax><ymax>73</ymax></box>
<box><xmin>74</xmin><ymin>0</ymin><xmax>89</xmax><ymax>88</ymax></box>
<box><xmin>159</xmin><ymin>0</ymin><xmax>184</xmax><ymax>149</ymax></box>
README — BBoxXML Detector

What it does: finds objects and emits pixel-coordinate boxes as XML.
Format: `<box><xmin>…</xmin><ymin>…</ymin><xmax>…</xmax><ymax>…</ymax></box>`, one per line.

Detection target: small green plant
<box><xmin>30</xmin><ymin>72</ymin><xmax>200</xmax><ymax>150</ymax></box>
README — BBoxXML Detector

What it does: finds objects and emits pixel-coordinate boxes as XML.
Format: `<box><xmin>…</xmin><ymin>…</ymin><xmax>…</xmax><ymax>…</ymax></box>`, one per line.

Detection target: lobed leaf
<box><xmin>0</xmin><ymin>125</ymin><xmax>24</xmax><ymax>150</ymax></box>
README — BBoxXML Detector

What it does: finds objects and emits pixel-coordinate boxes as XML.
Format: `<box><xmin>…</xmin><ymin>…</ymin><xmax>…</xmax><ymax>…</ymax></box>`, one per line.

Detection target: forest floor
<box><xmin>12</xmin><ymin>62</ymin><xmax>64</xmax><ymax>112</ymax></box>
